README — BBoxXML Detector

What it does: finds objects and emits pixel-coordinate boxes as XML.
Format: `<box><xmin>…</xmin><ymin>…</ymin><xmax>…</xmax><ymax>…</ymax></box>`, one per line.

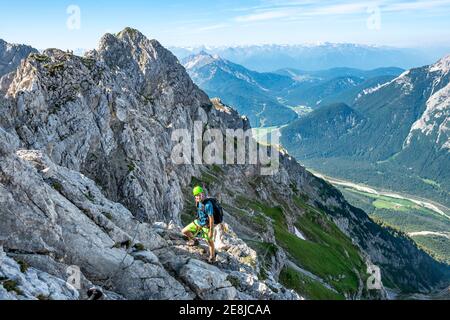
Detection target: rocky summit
<box><xmin>0</xmin><ymin>28</ymin><xmax>449</xmax><ymax>300</ymax></box>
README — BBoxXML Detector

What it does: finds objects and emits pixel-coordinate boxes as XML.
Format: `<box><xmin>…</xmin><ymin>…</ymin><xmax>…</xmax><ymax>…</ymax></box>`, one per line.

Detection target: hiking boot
<box><xmin>208</xmin><ymin>254</ymin><xmax>216</xmax><ymax>264</ymax></box>
<box><xmin>186</xmin><ymin>239</ymin><xmax>199</xmax><ymax>247</ymax></box>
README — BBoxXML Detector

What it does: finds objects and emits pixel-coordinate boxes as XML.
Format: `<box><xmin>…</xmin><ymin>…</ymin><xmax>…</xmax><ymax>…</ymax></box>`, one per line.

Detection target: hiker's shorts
<box><xmin>185</xmin><ymin>220</ymin><xmax>212</xmax><ymax>241</ymax></box>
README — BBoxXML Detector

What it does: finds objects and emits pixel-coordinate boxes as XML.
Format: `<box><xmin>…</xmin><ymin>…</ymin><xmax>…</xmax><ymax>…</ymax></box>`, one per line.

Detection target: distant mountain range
<box><xmin>172</xmin><ymin>43</ymin><xmax>446</xmax><ymax>72</ymax></box>
<box><xmin>182</xmin><ymin>51</ymin><xmax>298</xmax><ymax>127</ymax></box>
<box><xmin>281</xmin><ymin>55</ymin><xmax>450</xmax><ymax>207</ymax></box>
<box><xmin>275</xmin><ymin>67</ymin><xmax>405</xmax><ymax>80</ymax></box>
<box><xmin>183</xmin><ymin>51</ymin><xmax>404</xmax><ymax>127</ymax></box>
<box><xmin>277</xmin><ymin>67</ymin><xmax>403</xmax><ymax>108</ymax></box>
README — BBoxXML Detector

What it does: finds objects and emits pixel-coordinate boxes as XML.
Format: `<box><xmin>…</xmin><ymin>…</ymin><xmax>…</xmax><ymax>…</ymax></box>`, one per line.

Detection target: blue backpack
<box><xmin>202</xmin><ymin>198</ymin><xmax>224</xmax><ymax>225</ymax></box>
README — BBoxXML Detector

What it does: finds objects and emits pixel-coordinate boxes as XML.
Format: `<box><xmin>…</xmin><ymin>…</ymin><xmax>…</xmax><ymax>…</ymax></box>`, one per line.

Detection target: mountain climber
<box><xmin>182</xmin><ymin>186</ymin><xmax>216</xmax><ymax>263</ymax></box>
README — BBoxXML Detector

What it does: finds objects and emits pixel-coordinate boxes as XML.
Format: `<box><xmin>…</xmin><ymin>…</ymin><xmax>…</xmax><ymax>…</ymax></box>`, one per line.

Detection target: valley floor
<box><xmin>311</xmin><ymin>171</ymin><xmax>450</xmax><ymax>218</ymax></box>
<box><xmin>308</xmin><ymin>170</ymin><xmax>450</xmax><ymax>265</ymax></box>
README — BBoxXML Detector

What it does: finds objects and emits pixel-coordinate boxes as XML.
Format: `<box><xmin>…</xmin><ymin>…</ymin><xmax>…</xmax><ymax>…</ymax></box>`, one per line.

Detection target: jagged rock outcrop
<box><xmin>0</xmin><ymin>246</ymin><xmax>79</xmax><ymax>300</ymax></box>
<box><xmin>0</xmin><ymin>29</ymin><xmax>449</xmax><ymax>300</ymax></box>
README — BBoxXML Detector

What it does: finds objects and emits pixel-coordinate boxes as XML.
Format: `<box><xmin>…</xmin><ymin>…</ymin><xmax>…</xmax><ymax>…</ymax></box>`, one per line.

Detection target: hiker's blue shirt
<box><xmin>196</xmin><ymin>201</ymin><xmax>213</xmax><ymax>227</ymax></box>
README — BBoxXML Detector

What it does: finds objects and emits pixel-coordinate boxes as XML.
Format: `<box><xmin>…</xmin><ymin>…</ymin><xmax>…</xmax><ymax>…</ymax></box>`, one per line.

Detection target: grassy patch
<box><xmin>190</xmin><ymin>171</ymin><xmax>219</xmax><ymax>191</ymax></box>
<box><xmin>1</xmin><ymin>279</ymin><xmax>23</xmax><ymax>295</ymax></box>
<box><xmin>421</xmin><ymin>178</ymin><xmax>441</xmax><ymax>189</ymax></box>
<box><xmin>44</xmin><ymin>62</ymin><xmax>65</xmax><ymax>76</ymax></box>
<box><xmin>84</xmin><ymin>190</ymin><xmax>95</xmax><ymax>202</ymax></box>
<box><xmin>30</xmin><ymin>53</ymin><xmax>51</xmax><ymax>63</ymax></box>
<box><xmin>15</xmin><ymin>259</ymin><xmax>29</xmax><ymax>273</ymax></box>
<box><xmin>103</xmin><ymin>212</ymin><xmax>113</xmax><ymax>220</ymax></box>
<box><xmin>133</xmin><ymin>243</ymin><xmax>146</xmax><ymax>252</ymax></box>
<box><xmin>222</xmin><ymin>203</ymin><xmax>267</xmax><ymax>233</ymax></box>
<box><xmin>226</xmin><ymin>275</ymin><xmax>241</xmax><ymax>288</ymax></box>
<box><xmin>210</xmin><ymin>164</ymin><xmax>224</xmax><ymax>175</ymax></box>
<box><xmin>236</xmin><ymin>196</ymin><xmax>285</xmax><ymax>227</ymax></box>
<box><xmin>274</xmin><ymin>224</ymin><xmax>362</xmax><ymax>294</ymax></box>
<box><xmin>412</xmin><ymin>235</ymin><xmax>450</xmax><ymax>265</ymax></box>
<box><xmin>201</xmin><ymin>171</ymin><xmax>219</xmax><ymax>186</ymax></box>
<box><xmin>51</xmin><ymin>181</ymin><xmax>63</xmax><ymax>193</ymax></box>
<box><xmin>280</xmin><ymin>266</ymin><xmax>345</xmax><ymax>300</ymax></box>
<box><xmin>127</xmin><ymin>162</ymin><xmax>136</xmax><ymax>172</ymax></box>
<box><xmin>113</xmin><ymin>239</ymin><xmax>132</xmax><ymax>249</ymax></box>
<box><xmin>246</xmin><ymin>240</ymin><xmax>278</xmax><ymax>280</ymax></box>
<box><xmin>373</xmin><ymin>199</ymin><xmax>409</xmax><ymax>212</ymax></box>
<box><xmin>348</xmin><ymin>189</ymin><xmax>437</xmax><ymax>216</ymax></box>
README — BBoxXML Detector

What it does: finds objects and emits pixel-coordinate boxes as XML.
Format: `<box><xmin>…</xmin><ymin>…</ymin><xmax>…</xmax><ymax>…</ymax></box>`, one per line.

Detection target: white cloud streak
<box><xmin>234</xmin><ymin>0</ymin><xmax>450</xmax><ymax>23</ymax></box>
<box><xmin>196</xmin><ymin>23</ymin><xmax>229</xmax><ymax>32</ymax></box>
<box><xmin>235</xmin><ymin>10</ymin><xmax>292</xmax><ymax>22</ymax></box>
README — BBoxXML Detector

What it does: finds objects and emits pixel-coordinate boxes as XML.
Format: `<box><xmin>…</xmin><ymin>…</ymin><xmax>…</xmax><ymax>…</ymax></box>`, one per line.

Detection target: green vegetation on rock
<box><xmin>234</xmin><ymin>194</ymin><xmax>366</xmax><ymax>296</ymax></box>
<box><xmin>1</xmin><ymin>279</ymin><xmax>23</xmax><ymax>295</ymax></box>
<box><xmin>280</xmin><ymin>266</ymin><xmax>345</xmax><ymax>300</ymax></box>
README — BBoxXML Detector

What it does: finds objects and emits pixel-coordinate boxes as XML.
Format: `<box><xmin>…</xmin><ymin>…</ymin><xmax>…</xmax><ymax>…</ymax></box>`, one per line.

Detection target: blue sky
<box><xmin>1</xmin><ymin>0</ymin><xmax>450</xmax><ymax>50</ymax></box>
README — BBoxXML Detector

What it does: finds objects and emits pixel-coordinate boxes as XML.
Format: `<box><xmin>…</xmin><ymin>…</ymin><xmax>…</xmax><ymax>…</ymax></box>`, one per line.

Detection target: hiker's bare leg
<box><xmin>208</xmin><ymin>239</ymin><xmax>215</xmax><ymax>260</ymax></box>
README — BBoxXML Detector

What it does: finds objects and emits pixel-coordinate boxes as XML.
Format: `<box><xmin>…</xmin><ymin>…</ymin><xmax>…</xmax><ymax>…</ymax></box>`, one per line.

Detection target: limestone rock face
<box><xmin>0</xmin><ymin>247</ymin><xmax>78</xmax><ymax>300</ymax></box>
<box><xmin>0</xmin><ymin>147</ymin><xmax>191</xmax><ymax>300</ymax></box>
<box><xmin>179</xmin><ymin>259</ymin><xmax>237</xmax><ymax>300</ymax></box>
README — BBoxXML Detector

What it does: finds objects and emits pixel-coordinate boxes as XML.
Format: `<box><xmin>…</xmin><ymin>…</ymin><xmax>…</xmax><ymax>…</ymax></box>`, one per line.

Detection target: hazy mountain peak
<box><xmin>429</xmin><ymin>54</ymin><xmax>450</xmax><ymax>74</ymax></box>
<box><xmin>183</xmin><ymin>51</ymin><xmax>221</xmax><ymax>70</ymax></box>
<box><xmin>0</xmin><ymin>39</ymin><xmax>38</xmax><ymax>78</ymax></box>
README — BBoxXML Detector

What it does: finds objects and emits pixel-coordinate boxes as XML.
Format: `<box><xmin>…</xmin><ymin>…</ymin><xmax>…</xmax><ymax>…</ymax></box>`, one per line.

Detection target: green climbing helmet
<box><xmin>192</xmin><ymin>186</ymin><xmax>204</xmax><ymax>196</ymax></box>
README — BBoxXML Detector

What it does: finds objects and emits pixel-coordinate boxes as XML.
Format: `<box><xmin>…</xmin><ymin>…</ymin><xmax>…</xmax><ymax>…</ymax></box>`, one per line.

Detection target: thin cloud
<box><xmin>234</xmin><ymin>0</ymin><xmax>450</xmax><ymax>23</ymax></box>
<box><xmin>383</xmin><ymin>0</ymin><xmax>450</xmax><ymax>12</ymax></box>
<box><xmin>234</xmin><ymin>3</ymin><xmax>368</xmax><ymax>22</ymax></box>
<box><xmin>235</xmin><ymin>10</ymin><xmax>292</xmax><ymax>22</ymax></box>
<box><xmin>196</xmin><ymin>24</ymin><xmax>229</xmax><ymax>32</ymax></box>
